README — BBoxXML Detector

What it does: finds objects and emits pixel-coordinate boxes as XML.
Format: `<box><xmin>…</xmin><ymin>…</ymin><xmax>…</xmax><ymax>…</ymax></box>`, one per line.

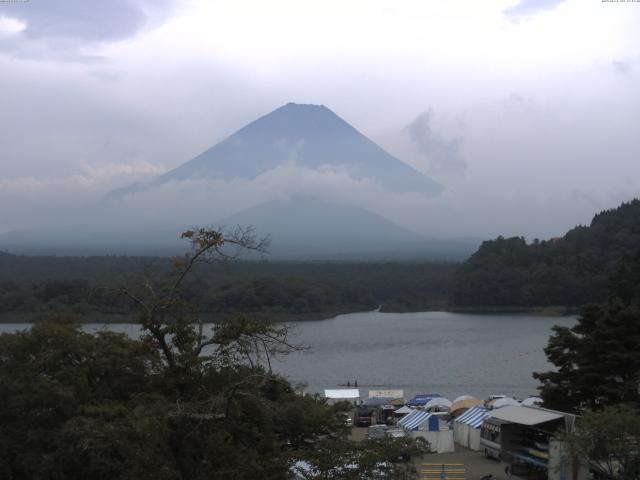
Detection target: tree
<box><xmin>294</xmin><ymin>436</ymin><xmax>430</xmax><ymax>480</ymax></box>
<box><xmin>0</xmin><ymin>227</ymin><xmax>427</xmax><ymax>479</ymax></box>
<box><xmin>559</xmin><ymin>405</ymin><xmax>640</xmax><ymax>480</ymax></box>
<box><xmin>453</xmin><ymin>199</ymin><xmax>640</xmax><ymax>309</ymax></box>
<box><xmin>534</xmin><ymin>252</ymin><xmax>640</xmax><ymax>412</ymax></box>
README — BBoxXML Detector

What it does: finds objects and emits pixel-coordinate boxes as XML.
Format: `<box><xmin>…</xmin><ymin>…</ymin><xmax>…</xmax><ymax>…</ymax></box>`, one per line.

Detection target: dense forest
<box><xmin>3</xmin><ymin>198</ymin><xmax>639</xmax><ymax>319</ymax></box>
<box><xmin>452</xmin><ymin>199</ymin><xmax>640</xmax><ymax>309</ymax></box>
<box><xmin>0</xmin><ymin>253</ymin><xmax>455</xmax><ymax>322</ymax></box>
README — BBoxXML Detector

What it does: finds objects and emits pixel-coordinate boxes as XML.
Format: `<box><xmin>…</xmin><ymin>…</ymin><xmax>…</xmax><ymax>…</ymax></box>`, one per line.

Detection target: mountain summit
<box><xmin>1</xmin><ymin>104</ymin><xmax>459</xmax><ymax>259</ymax></box>
<box><xmin>126</xmin><ymin>103</ymin><xmax>442</xmax><ymax>195</ymax></box>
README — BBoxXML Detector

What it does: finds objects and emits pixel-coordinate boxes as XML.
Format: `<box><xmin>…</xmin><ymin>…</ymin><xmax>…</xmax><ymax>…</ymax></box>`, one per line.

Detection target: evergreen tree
<box><xmin>534</xmin><ymin>251</ymin><xmax>640</xmax><ymax>412</ymax></box>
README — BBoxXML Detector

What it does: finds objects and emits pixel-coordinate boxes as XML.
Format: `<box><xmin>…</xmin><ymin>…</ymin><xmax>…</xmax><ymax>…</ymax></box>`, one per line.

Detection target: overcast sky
<box><xmin>0</xmin><ymin>0</ymin><xmax>639</xmax><ymax>239</ymax></box>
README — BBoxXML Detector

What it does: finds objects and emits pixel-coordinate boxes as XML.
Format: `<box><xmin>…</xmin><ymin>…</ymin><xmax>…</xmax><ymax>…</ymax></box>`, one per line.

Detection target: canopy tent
<box><xmin>401</xmin><ymin>409</ymin><xmax>454</xmax><ymax>453</ymax></box>
<box><xmin>489</xmin><ymin>397</ymin><xmax>520</xmax><ymax>409</ymax></box>
<box><xmin>521</xmin><ymin>396</ymin><xmax>543</xmax><ymax>407</ymax></box>
<box><xmin>450</xmin><ymin>398</ymin><xmax>483</xmax><ymax>417</ymax></box>
<box><xmin>407</xmin><ymin>393</ymin><xmax>441</xmax><ymax>407</ymax></box>
<box><xmin>395</xmin><ymin>406</ymin><xmax>414</xmax><ymax>415</ymax></box>
<box><xmin>324</xmin><ymin>389</ymin><xmax>360</xmax><ymax>400</ymax></box>
<box><xmin>398</xmin><ymin>410</ymin><xmax>438</xmax><ymax>431</ymax></box>
<box><xmin>424</xmin><ymin>397</ymin><xmax>452</xmax><ymax>411</ymax></box>
<box><xmin>452</xmin><ymin>394</ymin><xmax>475</xmax><ymax>403</ymax></box>
<box><xmin>453</xmin><ymin>406</ymin><xmax>490</xmax><ymax>450</ymax></box>
<box><xmin>455</xmin><ymin>406</ymin><xmax>490</xmax><ymax>428</ymax></box>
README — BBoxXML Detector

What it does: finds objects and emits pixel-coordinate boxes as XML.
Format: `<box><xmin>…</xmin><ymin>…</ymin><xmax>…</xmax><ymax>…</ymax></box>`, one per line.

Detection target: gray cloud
<box><xmin>503</xmin><ymin>0</ymin><xmax>567</xmax><ymax>20</ymax></box>
<box><xmin>405</xmin><ymin>110</ymin><xmax>467</xmax><ymax>176</ymax></box>
<box><xmin>0</xmin><ymin>0</ymin><xmax>177</xmax><ymax>60</ymax></box>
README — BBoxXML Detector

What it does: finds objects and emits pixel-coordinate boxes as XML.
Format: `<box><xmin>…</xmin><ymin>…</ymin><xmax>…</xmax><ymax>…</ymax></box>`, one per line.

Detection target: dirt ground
<box><xmin>350</xmin><ymin>427</ymin><xmax>509</xmax><ymax>480</ymax></box>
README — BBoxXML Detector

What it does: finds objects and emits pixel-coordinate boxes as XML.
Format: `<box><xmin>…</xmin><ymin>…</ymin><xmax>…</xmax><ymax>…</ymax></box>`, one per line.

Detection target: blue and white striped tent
<box><xmin>455</xmin><ymin>406</ymin><xmax>489</xmax><ymax>428</ymax></box>
<box><xmin>398</xmin><ymin>409</ymin><xmax>438</xmax><ymax>431</ymax></box>
<box><xmin>453</xmin><ymin>406</ymin><xmax>490</xmax><ymax>450</ymax></box>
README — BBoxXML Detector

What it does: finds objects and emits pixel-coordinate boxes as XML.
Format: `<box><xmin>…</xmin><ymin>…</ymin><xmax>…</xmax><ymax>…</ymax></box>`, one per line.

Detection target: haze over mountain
<box><xmin>2</xmin><ymin>104</ymin><xmax>466</xmax><ymax>259</ymax></box>
<box><xmin>220</xmin><ymin>196</ymin><xmax>478</xmax><ymax>260</ymax></box>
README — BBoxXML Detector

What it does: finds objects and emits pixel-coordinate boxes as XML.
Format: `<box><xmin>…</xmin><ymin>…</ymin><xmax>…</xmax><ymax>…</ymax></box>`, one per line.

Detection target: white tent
<box><xmin>324</xmin><ymin>389</ymin><xmax>360</xmax><ymax>400</ymax></box>
<box><xmin>452</xmin><ymin>395</ymin><xmax>475</xmax><ymax>403</ymax></box>
<box><xmin>489</xmin><ymin>397</ymin><xmax>520</xmax><ymax>409</ymax></box>
<box><xmin>395</xmin><ymin>406</ymin><xmax>413</xmax><ymax>415</ymax></box>
<box><xmin>424</xmin><ymin>397</ymin><xmax>452</xmax><ymax>411</ymax></box>
<box><xmin>453</xmin><ymin>406</ymin><xmax>490</xmax><ymax>450</ymax></box>
<box><xmin>521</xmin><ymin>396</ymin><xmax>543</xmax><ymax>407</ymax></box>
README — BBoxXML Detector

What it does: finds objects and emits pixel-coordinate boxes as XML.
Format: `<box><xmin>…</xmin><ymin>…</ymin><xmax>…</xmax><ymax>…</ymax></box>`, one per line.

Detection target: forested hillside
<box><xmin>453</xmin><ymin>199</ymin><xmax>640</xmax><ymax>308</ymax></box>
<box><xmin>0</xmin><ymin>254</ymin><xmax>455</xmax><ymax>321</ymax></box>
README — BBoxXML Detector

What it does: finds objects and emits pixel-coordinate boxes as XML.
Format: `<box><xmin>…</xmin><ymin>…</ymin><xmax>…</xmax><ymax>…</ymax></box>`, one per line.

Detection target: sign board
<box><xmin>368</xmin><ymin>389</ymin><xmax>404</xmax><ymax>399</ymax></box>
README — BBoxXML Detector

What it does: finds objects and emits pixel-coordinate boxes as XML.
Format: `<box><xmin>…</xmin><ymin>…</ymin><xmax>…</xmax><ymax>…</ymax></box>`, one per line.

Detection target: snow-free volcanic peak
<box><xmin>145</xmin><ymin>102</ymin><xmax>443</xmax><ymax>195</ymax></box>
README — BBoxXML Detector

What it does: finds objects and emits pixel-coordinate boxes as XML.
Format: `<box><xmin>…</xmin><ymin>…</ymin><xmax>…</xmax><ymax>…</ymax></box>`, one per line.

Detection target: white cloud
<box><xmin>0</xmin><ymin>15</ymin><xmax>25</xmax><ymax>34</ymax></box>
<box><xmin>404</xmin><ymin>110</ymin><xmax>467</xmax><ymax>176</ymax></box>
<box><xmin>503</xmin><ymin>0</ymin><xmax>568</xmax><ymax>21</ymax></box>
<box><xmin>0</xmin><ymin>161</ymin><xmax>163</xmax><ymax>233</ymax></box>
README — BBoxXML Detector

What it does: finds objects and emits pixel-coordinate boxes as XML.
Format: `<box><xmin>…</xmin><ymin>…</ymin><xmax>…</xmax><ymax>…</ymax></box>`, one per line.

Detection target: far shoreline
<box><xmin>0</xmin><ymin>304</ymin><xmax>580</xmax><ymax>325</ymax></box>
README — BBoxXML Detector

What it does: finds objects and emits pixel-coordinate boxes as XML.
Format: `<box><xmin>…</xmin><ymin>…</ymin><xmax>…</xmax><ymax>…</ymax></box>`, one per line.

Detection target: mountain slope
<box><xmin>452</xmin><ymin>199</ymin><xmax>640</xmax><ymax>308</ymax></box>
<box><xmin>220</xmin><ymin>196</ymin><xmax>427</xmax><ymax>258</ymax></box>
<box><xmin>115</xmin><ymin>103</ymin><xmax>442</xmax><ymax>196</ymax></box>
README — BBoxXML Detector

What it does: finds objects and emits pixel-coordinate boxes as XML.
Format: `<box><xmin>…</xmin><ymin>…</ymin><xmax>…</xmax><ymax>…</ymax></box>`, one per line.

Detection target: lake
<box><xmin>0</xmin><ymin>310</ymin><xmax>575</xmax><ymax>401</ymax></box>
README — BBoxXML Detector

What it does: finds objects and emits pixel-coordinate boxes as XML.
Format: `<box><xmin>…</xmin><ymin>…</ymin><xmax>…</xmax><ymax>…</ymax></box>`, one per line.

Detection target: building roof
<box><xmin>324</xmin><ymin>389</ymin><xmax>360</xmax><ymax>399</ymax></box>
<box><xmin>488</xmin><ymin>406</ymin><xmax>564</xmax><ymax>426</ymax></box>
<box><xmin>455</xmin><ymin>406</ymin><xmax>490</xmax><ymax>428</ymax></box>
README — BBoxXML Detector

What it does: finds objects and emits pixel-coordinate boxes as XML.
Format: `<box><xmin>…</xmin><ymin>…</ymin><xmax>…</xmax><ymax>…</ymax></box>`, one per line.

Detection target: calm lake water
<box><xmin>0</xmin><ymin>311</ymin><xmax>575</xmax><ymax>401</ymax></box>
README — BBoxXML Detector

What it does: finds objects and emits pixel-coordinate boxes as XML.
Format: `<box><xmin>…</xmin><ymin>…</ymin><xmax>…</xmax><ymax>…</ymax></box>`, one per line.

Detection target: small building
<box><xmin>398</xmin><ymin>409</ymin><xmax>454</xmax><ymax>453</ymax></box>
<box><xmin>453</xmin><ymin>406</ymin><xmax>490</xmax><ymax>451</ymax></box>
